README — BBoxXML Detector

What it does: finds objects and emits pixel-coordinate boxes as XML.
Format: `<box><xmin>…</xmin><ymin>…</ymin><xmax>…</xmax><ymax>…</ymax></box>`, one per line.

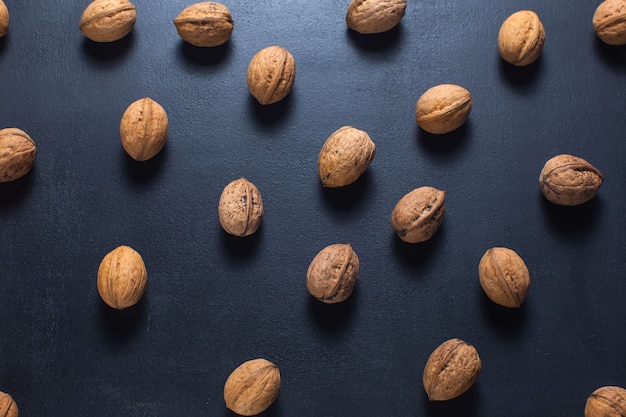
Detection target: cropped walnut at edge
<box><xmin>0</xmin><ymin>391</ymin><xmax>18</xmax><ymax>417</ymax></box>
<box><xmin>0</xmin><ymin>128</ymin><xmax>37</xmax><ymax>183</ymax></box>
<box><xmin>0</xmin><ymin>0</ymin><xmax>9</xmax><ymax>37</ymax></box>
<box><xmin>79</xmin><ymin>0</ymin><xmax>137</xmax><ymax>43</ymax></box>
<box><xmin>585</xmin><ymin>386</ymin><xmax>626</xmax><ymax>417</ymax></box>
<box><xmin>593</xmin><ymin>0</ymin><xmax>626</xmax><ymax>45</ymax></box>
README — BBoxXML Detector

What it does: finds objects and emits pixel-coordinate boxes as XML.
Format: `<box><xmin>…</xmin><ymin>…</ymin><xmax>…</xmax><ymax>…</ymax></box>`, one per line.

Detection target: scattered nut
<box><xmin>423</xmin><ymin>338</ymin><xmax>482</xmax><ymax>401</ymax></box>
<box><xmin>479</xmin><ymin>247</ymin><xmax>530</xmax><ymax>308</ymax></box>
<box><xmin>79</xmin><ymin>0</ymin><xmax>136</xmax><ymax>43</ymax></box>
<box><xmin>120</xmin><ymin>97</ymin><xmax>169</xmax><ymax>161</ymax></box>
<box><xmin>0</xmin><ymin>0</ymin><xmax>9</xmax><ymax>37</ymax></box>
<box><xmin>218</xmin><ymin>178</ymin><xmax>264</xmax><ymax>237</ymax></box>
<box><xmin>539</xmin><ymin>154</ymin><xmax>604</xmax><ymax>206</ymax></box>
<box><xmin>585</xmin><ymin>386</ymin><xmax>626</xmax><ymax>417</ymax></box>
<box><xmin>174</xmin><ymin>2</ymin><xmax>234</xmax><ymax>47</ymax></box>
<box><xmin>0</xmin><ymin>128</ymin><xmax>37</xmax><ymax>183</ymax></box>
<box><xmin>415</xmin><ymin>84</ymin><xmax>472</xmax><ymax>134</ymax></box>
<box><xmin>0</xmin><ymin>391</ymin><xmax>18</xmax><ymax>417</ymax></box>
<box><xmin>97</xmin><ymin>245</ymin><xmax>147</xmax><ymax>309</ymax></box>
<box><xmin>390</xmin><ymin>186</ymin><xmax>446</xmax><ymax>243</ymax></box>
<box><xmin>306</xmin><ymin>243</ymin><xmax>359</xmax><ymax>303</ymax></box>
<box><xmin>247</xmin><ymin>46</ymin><xmax>296</xmax><ymax>105</ymax></box>
<box><xmin>318</xmin><ymin>126</ymin><xmax>376</xmax><ymax>188</ymax></box>
<box><xmin>593</xmin><ymin>0</ymin><xmax>626</xmax><ymax>45</ymax></box>
<box><xmin>224</xmin><ymin>358</ymin><xmax>281</xmax><ymax>416</ymax></box>
<box><xmin>498</xmin><ymin>10</ymin><xmax>545</xmax><ymax>66</ymax></box>
<box><xmin>346</xmin><ymin>0</ymin><xmax>407</xmax><ymax>34</ymax></box>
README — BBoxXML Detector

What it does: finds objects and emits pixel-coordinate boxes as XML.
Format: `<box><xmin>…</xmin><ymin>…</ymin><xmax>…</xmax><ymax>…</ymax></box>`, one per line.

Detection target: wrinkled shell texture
<box><xmin>224</xmin><ymin>358</ymin><xmax>281</xmax><ymax>416</ymax></box>
<box><xmin>346</xmin><ymin>0</ymin><xmax>407</xmax><ymax>34</ymax></box>
<box><xmin>0</xmin><ymin>391</ymin><xmax>18</xmax><ymax>417</ymax></box>
<box><xmin>0</xmin><ymin>128</ymin><xmax>37</xmax><ymax>183</ymax></box>
<box><xmin>247</xmin><ymin>46</ymin><xmax>296</xmax><ymax>105</ymax></box>
<box><xmin>423</xmin><ymin>338</ymin><xmax>482</xmax><ymax>401</ymax></box>
<box><xmin>415</xmin><ymin>84</ymin><xmax>472</xmax><ymax>134</ymax></box>
<box><xmin>390</xmin><ymin>186</ymin><xmax>446</xmax><ymax>243</ymax></box>
<box><xmin>97</xmin><ymin>245</ymin><xmax>147</xmax><ymax>309</ymax></box>
<box><xmin>79</xmin><ymin>0</ymin><xmax>136</xmax><ymax>42</ymax></box>
<box><xmin>585</xmin><ymin>386</ymin><xmax>626</xmax><ymax>417</ymax></box>
<box><xmin>120</xmin><ymin>97</ymin><xmax>169</xmax><ymax>161</ymax></box>
<box><xmin>539</xmin><ymin>154</ymin><xmax>604</xmax><ymax>206</ymax></box>
<box><xmin>174</xmin><ymin>2</ymin><xmax>234</xmax><ymax>47</ymax></box>
<box><xmin>593</xmin><ymin>0</ymin><xmax>626</xmax><ymax>45</ymax></box>
<box><xmin>479</xmin><ymin>247</ymin><xmax>530</xmax><ymax>308</ymax></box>
<box><xmin>498</xmin><ymin>10</ymin><xmax>545</xmax><ymax>66</ymax></box>
<box><xmin>318</xmin><ymin>126</ymin><xmax>376</xmax><ymax>188</ymax></box>
<box><xmin>306</xmin><ymin>243</ymin><xmax>360</xmax><ymax>303</ymax></box>
<box><xmin>0</xmin><ymin>0</ymin><xmax>8</xmax><ymax>37</ymax></box>
<box><xmin>218</xmin><ymin>178</ymin><xmax>264</xmax><ymax>237</ymax></box>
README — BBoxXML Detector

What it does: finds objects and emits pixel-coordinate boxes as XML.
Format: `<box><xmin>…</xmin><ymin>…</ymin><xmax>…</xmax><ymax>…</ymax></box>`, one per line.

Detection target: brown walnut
<box><xmin>218</xmin><ymin>178</ymin><xmax>264</xmax><ymax>237</ymax></box>
<box><xmin>498</xmin><ymin>10</ymin><xmax>545</xmax><ymax>66</ymax></box>
<box><xmin>79</xmin><ymin>0</ymin><xmax>136</xmax><ymax>43</ymax></box>
<box><xmin>318</xmin><ymin>126</ymin><xmax>376</xmax><ymax>188</ymax></box>
<box><xmin>346</xmin><ymin>0</ymin><xmax>407</xmax><ymax>34</ymax></box>
<box><xmin>585</xmin><ymin>386</ymin><xmax>626</xmax><ymax>417</ymax></box>
<box><xmin>120</xmin><ymin>97</ymin><xmax>169</xmax><ymax>161</ymax></box>
<box><xmin>479</xmin><ymin>247</ymin><xmax>530</xmax><ymax>308</ymax></box>
<box><xmin>306</xmin><ymin>243</ymin><xmax>359</xmax><ymax>303</ymax></box>
<box><xmin>390</xmin><ymin>186</ymin><xmax>446</xmax><ymax>243</ymax></box>
<box><xmin>415</xmin><ymin>84</ymin><xmax>472</xmax><ymax>134</ymax></box>
<box><xmin>0</xmin><ymin>128</ymin><xmax>37</xmax><ymax>183</ymax></box>
<box><xmin>539</xmin><ymin>154</ymin><xmax>604</xmax><ymax>206</ymax></box>
<box><xmin>224</xmin><ymin>358</ymin><xmax>281</xmax><ymax>416</ymax></box>
<box><xmin>593</xmin><ymin>0</ymin><xmax>626</xmax><ymax>45</ymax></box>
<box><xmin>97</xmin><ymin>245</ymin><xmax>147</xmax><ymax>309</ymax></box>
<box><xmin>0</xmin><ymin>391</ymin><xmax>18</xmax><ymax>417</ymax></box>
<box><xmin>247</xmin><ymin>46</ymin><xmax>296</xmax><ymax>105</ymax></box>
<box><xmin>174</xmin><ymin>2</ymin><xmax>234</xmax><ymax>47</ymax></box>
<box><xmin>0</xmin><ymin>0</ymin><xmax>9</xmax><ymax>37</ymax></box>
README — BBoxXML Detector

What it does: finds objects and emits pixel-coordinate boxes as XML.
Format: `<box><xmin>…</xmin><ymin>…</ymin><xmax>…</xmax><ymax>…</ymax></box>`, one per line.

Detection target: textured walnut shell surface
<box><xmin>224</xmin><ymin>358</ymin><xmax>281</xmax><ymax>416</ymax></box>
<box><xmin>346</xmin><ymin>0</ymin><xmax>407</xmax><ymax>34</ymax></box>
<box><xmin>306</xmin><ymin>243</ymin><xmax>359</xmax><ymax>303</ymax></box>
<box><xmin>174</xmin><ymin>2</ymin><xmax>234</xmax><ymax>47</ymax></box>
<box><xmin>97</xmin><ymin>245</ymin><xmax>147</xmax><ymax>309</ymax></box>
<box><xmin>585</xmin><ymin>386</ymin><xmax>626</xmax><ymax>417</ymax></box>
<box><xmin>218</xmin><ymin>178</ymin><xmax>264</xmax><ymax>237</ymax></box>
<box><xmin>0</xmin><ymin>0</ymin><xmax>8</xmax><ymax>37</ymax></box>
<box><xmin>120</xmin><ymin>97</ymin><xmax>169</xmax><ymax>161</ymax></box>
<box><xmin>0</xmin><ymin>391</ymin><xmax>18</xmax><ymax>417</ymax></box>
<box><xmin>498</xmin><ymin>10</ymin><xmax>545</xmax><ymax>66</ymax></box>
<box><xmin>247</xmin><ymin>46</ymin><xmax>296</xmax><ymax>105</ymax></box>
<box><xmin>0</xmin><ymin>128</ymin><xmax>37</xmax><ymax>183</ymax></box>
<box><xmin>479</xmin><ymin>247</ymin><xmax>530</xmax><ymax>308</ymax></box>
<box><xmin>318</xmin><ymin>126</ymin><xmax>376</xmax><ymax>188</ymax></box>
<box><xmin>390</xmin><ymin>186</ymin><xmax>445</xmax><ymax>243</ymax></box>
<box><xmin>539</xmin><ymin>154</ymin><xmax>604</xmax><ymax>206</ymax></box>
<box><xmin>593</xmin><ymin>0</ymin><xmax>626</xmax><ymax>45</ymax></box>
<box><xmin>415</xmin><ymin>84</ymin><xmax>472</xmax><ymax>134</ymax></box>
<box><xmin>423</xmin><ymin>338</ymin><xmax>482</xmax><ymax>401</ymax></box>
<box><xmin>79</xmin><ymin>0</ymin><xmax>136</xmax><ymax>43</ymax></box>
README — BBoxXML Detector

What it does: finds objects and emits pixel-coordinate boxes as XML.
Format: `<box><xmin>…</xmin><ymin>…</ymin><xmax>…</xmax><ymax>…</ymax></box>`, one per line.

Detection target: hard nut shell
<box><xmin>498</xmin><ymin>10</ymin><xmax>545</xmax><ymax>66</ymax></box>
<box><xmin>423</xmin><ymin>338</ymin><xmax>482</xmax><ymax>401</ymax></box>
<box><xmin>415</xmin><ymin>84</ymin><xmax>472</xmax><ymax>134</ymax></box>
<box><xmin>390</xmin><ymin>186</ymin><xmax>446</xmax><ymax>243</ymax></box>
<box><xmin>247</xmin><ymin>46</ymin><xmax>296</xmax><ymax>105</ymax></box>
<box><xmin>120</xmin><ymin>97</ymin><xmax>169</xmax><ymax>161</ymax></box>
<box><xmin>585</xmin><ymin>386</ymin><xmax>626</xmax><ymax>417</ymax></box>
<box><xmin>318</xmin><ymin>126</ymin><xmax>376</xmax><ymax>188</ymax></box>
<box><xmin>0</xmin><ymin>0</ymin><xmax>9</xmax><ymax>37</ymax></box>
<box><xmin>0</xmin><ymin>391</ymin><xmax>18</xmax><ymax>417</ymax></box>
<box><xmin>79</xmin><ymin>0</ymin><xmax>136</xmax><ymax>43</ymax></box>
<box><xmin>539</xmin><ymin>154</ymin><xmax>604</xmax><ymax>206</ymax></box>
<box><xmin>306</xmin><ymin>243</ymin><xmax>359</xmax><ymax>303</ymax></box>
<box><xmin>218</xmin><ymin>178</ymin><xmax>264</xmax><ymax>237</ymax></box>
<box><xmin>97</xmin><ymin>245</ymin><xmax>147</xmax><ymax>309</ymax></box>
<box><xmin>479</xmin><ymin>247</ymin><xmax>530</xmax><ymax>308</ymax></box>
<box><xmin>593</xmin><ymin>0</ymin><xmax>626</xmax><ymax>45</ymax></box>
<box><xmin>174</xmin><ymin>2</ymin><xmax>234</xmax><ymax>47</ymax></box>
<box><xmin>0</xmin><ymin>128</ymin><xmax>37</xmax><ymax>183</ymax></box>
<box><xmin>224</xmin><ymin>358</ymin><xmax>281</xmax><ymax>416</ymax></box>
<box><xmin>346</xmin><ymin>0</ymin><xmax>407</xmax><ymax>34</ymax></box>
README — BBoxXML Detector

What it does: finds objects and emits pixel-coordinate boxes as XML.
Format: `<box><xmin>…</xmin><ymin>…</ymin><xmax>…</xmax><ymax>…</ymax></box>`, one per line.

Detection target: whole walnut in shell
<box><xmin>415</xmin><ymin>84</ymin><xmax>472</xmax><ymax>134</ymax></box>
<box><xmin>390</xmin><ymin>186</ymin><xmax>446</xmax><ymax>243</ymax></box>
<box><xmin>224</xmin><ymin>358</ymin><xmax>281</xmax><ymax>416</ymax></box>
<box><xmin>593</xmin><ymin>0</ymin><xmax>626</xmax><ymax>45</ymax></box>
<box><xmin>218</xmin><ymin>178</ymin><xmax>264</xmax><ymax>237</ymax></box>
<box><xmin>498</xmin><ymin>10</ymin><xmax>545</xmax><ymax>66</ymax></box>
<box><xmin>120</xmin><ymin>97</ymin><xmax>169</xmax><ymax>161</ymax></box>
<box><xmin>97</xmin><ymin>245</ymin><xmax>147</xmax><ymax>309</ymax></box>
<box><xmin>346</xmin><ymin>0</ymin><xmax>407</xmax><ymax>34</ymax></box>
<box><xmin>247</xmin><ymin>46</ymin><xmax>296</xmax><ymax>105</ymax></box>
<box><xmin>585</xmin><ymin>386</ymin><xmax>626</xmax><ymax>417</ymax></box>
<box><xmin>174</xmin><ymin>2</ymin><xmax>234</xmax><ymax>47</ymax></box>
<box><xmin>539</xmin><ymin>154</ymin><xmax>604</xmax><ymax>206</ymax></box>
<box><xmin>0</xmin><ymin>391</ymin><xmax>18</xmax><ymax>417</ymax></box>
<box><xmin>318</xmin><ymin>126</ymin><xmax>376</xmax><ymax>188</ymax></box>
<box><xmin>0</xmin><ymin>128</ymin><xmax>37</xmax><ymax>183</ymax></box>
<box><xmin>306</xmin><ymin>243</ymin><xmax>359</xmax><ymax>303</ymax></box>
<box><xmin>79</xmin><ymin>0</ymin><xmax>136</xmax><ymax>43</ymax></box>
<box><xmin>0</xmin><ymin>0</ymin><xmax>9</xmax><ymax>37</ymax></box>
<box><xmin>479</xmin><ymin>247</ymin><xmax>530</xmax><ymax>308</ymax></box>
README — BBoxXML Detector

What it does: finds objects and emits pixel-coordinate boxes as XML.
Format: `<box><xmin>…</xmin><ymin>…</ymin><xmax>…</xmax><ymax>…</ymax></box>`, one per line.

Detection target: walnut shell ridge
<box><xmin>218</xmin><ymin>178</ymin><xmax>264</xmax><ymax>237</ymax></box>
<box><xmin>0</xmin><ymin>0</ymin><xmax>9</xmax><ymax>37</ymax></box>
<box><xmin>498</xmin><ymin>10</ymin><xmax>545</xmax><ymax>66</ymax></box>
<box><xmin>539</xmin><ymin>154</ymin><xmax>604</xmax><ymax>206</ymax></box>
<box><xmin>247</xmin><ymin>46</ymin><xmax>296</xmax><ymax>105</ymax></box>
<box><xmin>390</xmin><ymin>186</ymin><xmax>446</xmax><ymax>243</ymax></box>
<box><xmin>593</xmin><ymin>0</ymin><xmax>626</xmax><ymax>45</ymax></box>
<box><xmin>479</xmin><ymin>247</ymin><xmax>530</xmax><ymax>308</ymax></box>
<box><xmin>174</xmin><ymin>2</ymin><xmax>234</xmax><ymax>47</ymax></box>
<box><xmin>120</xmin><ymin>97</ymin><xmax>169</xmax><ymax>161</ymax></box>
<box><xmin>585</xmin><ymin>386</ymin><xmax>626</xmax><ymax>417</ymax></box>
<box><xmin>0</xmin><ymin>391</ymin><xmax>18</xmax><ymax>417</ymax></box>
<box><xmin>224</xmin><ymin>358</ymin><xmax>281</xmax><ymax>416</ymax></box>
<box><xmin>79</xmin><ymin>0</ymin><xmax>136</xmax><ymax>43</ymax></box>
<box><xmin>97</xmin><ymin>245</ymin><xmax>147</xmax><ymax>309</ymax></box>
<box><xmin>416</xmin><ymin>84</ymin><xmax>472</xmax><ymax>134</ymax></box>
<box><xmin>318</xmin><ymin>126</ymin><xmax>376</xmax><ymax>188</ymax></box>
<box><xmin>0</xmin><ymin>128</ymin><xmax>37</xmax><ymax>183</ymax></box>
<box><xmin>346</xmin><ymin>0</ymin><xmax>407</xmax><ymax>34</ymax></box>
<box><xmin>306</xmin><ymin>243</ymin><xmax>359</xmax><ymax>303</ymax></box>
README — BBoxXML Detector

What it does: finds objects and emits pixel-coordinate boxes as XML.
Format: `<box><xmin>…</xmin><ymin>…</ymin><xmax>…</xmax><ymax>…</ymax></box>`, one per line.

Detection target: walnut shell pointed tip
<box><xmin>247</xmin><ymin>46</ymin><xmax>296</xmax><ymax>105</ymax></box>
<box><xmin>224</xmin><ymin>358</ymin><xmax>281</xmax><ymax>416</ymax></box>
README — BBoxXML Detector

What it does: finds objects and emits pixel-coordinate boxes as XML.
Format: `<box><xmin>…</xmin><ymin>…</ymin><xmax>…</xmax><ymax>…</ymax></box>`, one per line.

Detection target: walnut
<box><xmin>593</xmin><ymin>0</ymin><xmax>626</xmax><ymax>45</ymax></box>
<box><xmin>0</xmin><ymin>0</ymin><xmax>9</xmax><ymax>37</ymax></box>
<box><xmin>306</xmin><ymin>243</ymin><xmax>359</xmax><ymax>303</ymax></box>
<box><xmin>415</xmin><ymin>84</ymin><xmax>472</xmax><ymax>134</ymax></box>
<box><xmin>97</xmin><ymin>245</ymin><xmax>147</xmax><ymax>309</ymax></box>
<box><xmin>224</xmin><ymin>358</ymin><xmax>281</xmax><ymax>416</ymax></box>
<box><xmin>120</xmin><ymin>97</ymin><xmax>169</xmax><ymax>161</ymax></box>
<box><xmin>585</xmin><ymin>386</ymin><xmax>626</xmax><ymax>417</ymax></box>
<box><xmin>0</xmin><ymin>391</ymin><xmax>18</xmax><ymax>417</ymax></box>
<box><xmin>539</xmin><ymin>154</ymin><xmax>604</xmax><ymax>206</ymax></box>
<box><xmin>247</xmin><ymin>46</ymin><xmax>296</xmax><ymax>105</ymax></box>
<box><xmin>79</xmin><ymin>0</ymin><xmax>136</xmax><ymax>43</ymax></box>
<box><xmin>0</xmin><ymin>128</ymin><xmax>37</xmax><ymax>183</ymax></box>
<box><xmin>218</xmin><ymin>178</ymin><xmax>264</xmax><ymax>237</ymax></box>
<box><xmin>479</xmin><ymin>247</ymin><xmax>530</xmax><ymax>308</ymax></box>
<box><xmin>390</xmin><ymin>186</ymin><xmax>446</xmax><ymax>243</ymax></box>
<box><xmin>498</xmin><ymin>10</ymin><xmax>545</xmax><ymax>66</ymax></box>
<box><xmin>174</xmin><ymin>2</ymin><xmax>234</xmax><ymax>47</ymax></box>
<box><xmin>346</xmin><ymin>0</ymin><xmax>407</xmax><ymax>34</ymax></box>
<box><xmin>318</xmin><ymin>126</ymin><xmax>376</xmax><ymax>188</ymax></box>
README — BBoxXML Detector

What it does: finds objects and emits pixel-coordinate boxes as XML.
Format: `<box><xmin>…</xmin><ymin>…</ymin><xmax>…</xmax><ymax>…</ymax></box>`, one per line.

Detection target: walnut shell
<box><xmin>0</xmin><ymin>128</ymin><xmax>37</xmax><ymax>183</ymax></box>
<box><xmin>79</xmin><ymin>0</ymin><xmax>136</xmax><ymax>43</ymax></box>
<box><xmin>593</xmin><ymin>0</ymin><xmax>626</xmax><ymax>45</ymax></box>
<box><xmin>224</xmin><ymin>358</ymin><xmax>281</xmax><ymax>416</ymax></box>
<box><xmin>97</xmin><ymin>245</ymin><xmax>147</xmax><ymax>309</ymax></box>
<box><xmin>306</xmin><ymin>243</ymin><xmax>359</xmax><ymax>303</ymax></box>
<box><xmin>585</xmin><ymin>386</ymin><xmax>626</xmax><ymax>417</ymax></box>
<box><xmin>0</xmin><ymin>391</ymin><xmax>18</xmax><ymax>417</ymax></box>
<box><xmin>0</xmin><ymin>0</ymin><xmax>9</xmax><ymax>37</ymax></box>
<box><xmin>120</xmin><ymin>97</ymin><xmax>169</xmax><ymax>161</ymax></box>
<box><xmin>498</xmin><ymin>10</ymin><xmax>545</xmax><ymax>66</ymax></box>
<box><xmin>423</xmin><ymin>338</ymin><xmax>482</xmax><ymax>401</ymax></box>
<box><xmin>174</xmin><ymin>2</ymin><xmax>234</xmax><ymax>47</ymax></box>
<box><xmin>415</xmin><ymin>84</ymin><xmax>472</xmax><ymax>134</ymax></box>
<box><xmin>218</xmin><ymin>178</ymin><xmax>264</xmax><ymax>237</ymax></box>
<box><xmin>247</xmin><ymin>46</ymin><xmax>296</xmax><ymax>105</ymax></box>
<box><xmin>539</xmin><ymin>154</ymin><xmax>604</xmax><ymax>206</ymax></box>
<box><xmin>479</xmin><ymin>247</ymin><xmax>530</xmax><ymax>308</ymax></box>
<box><xmin>346</xmin><ymin>0</ymin><xmax>407</xmax><ymax>34</ymax></box>
<box><xmin>318</xmin><ymin>126</ymin><xmax>376</xmax><ymax>188</ymax></box>
<box><xmin>390</xmin><ymin>186</ymin><xmax>445</xmax><ymax>243</ymax></box>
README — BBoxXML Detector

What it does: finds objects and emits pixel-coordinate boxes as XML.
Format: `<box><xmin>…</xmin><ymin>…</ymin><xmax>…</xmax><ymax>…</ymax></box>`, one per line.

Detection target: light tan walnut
<box><xmin>0</xmin><ymin>391</ymin><xmax>18</xmax><ymax>417</ymax></box>
<box><xmin>120</xmin><ymin>97</ymin><xmax>169</xmax><ymax>161</ymax></box>
<box><xmin>218</xmin><ymin>178</ymin><xmax>264</xmax><ymax>237</ymax></box>
<box><xmin>247</xmin><ymin>46</ymin><xmax>295</xmax><ymax>105</ymax></box>
<box><xmin>479</xmin><ymin>247</ymin><xmax>530</xmax><ymax>308</ymax></box>
<box><xmin>585</xmin><ymin>386</ymin><xmax>626</xmax><ymax>417</ymax></box>
<box><xmin>593</xmin><ymin>0</ymin><xmax>626</xmax><ymax>45</ymax></box>
<box><xmin>0</xmin><ymin>128</ymin><xmax>37</xmax><ymax>183</ymax></box>
<box><xmin>0</xmin><ymin>0</ymin><xmax>9</xmax><ymax>37</ymax></box>
<box><xmin>415</xmin><ymin>84</ymin><xmax>472</xmax><ymax>134</ymax></box>
<box><xmin>79</xmin><ymin>0</ymin><xmax>136</xmax><ymax>43</ymax></box>
<box><xmin>346</xmin><ymin>0</ymin><xmax>407</xmax><ymax>34</ymax></box>
<box><xmin>390</xmin><ymin>186</ymin><xmax>446</xmax><ymax>243</ymax></box>
<box><xmin>174</xmin><ymin>2</ymin><xmax>234</xmax><ymax>47</ymax></box>
<box><xmin>498</xmin><ymin>10</ymin><xmax>545</xmax><ymax>66</ymax></box>
<box><xmin>224</xmin><ymin>358</ymin><xmax>281</xmax><ymax>416</ymax></box>
<box><xmin>97</xmin><ymin>245</ymin><xmax>147</xmax><ymax>309</ymax></box>
<box><xmin>318</xmin><ymin>126</ymin><xmax>376</xmax><ymax>188</ymax></box>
